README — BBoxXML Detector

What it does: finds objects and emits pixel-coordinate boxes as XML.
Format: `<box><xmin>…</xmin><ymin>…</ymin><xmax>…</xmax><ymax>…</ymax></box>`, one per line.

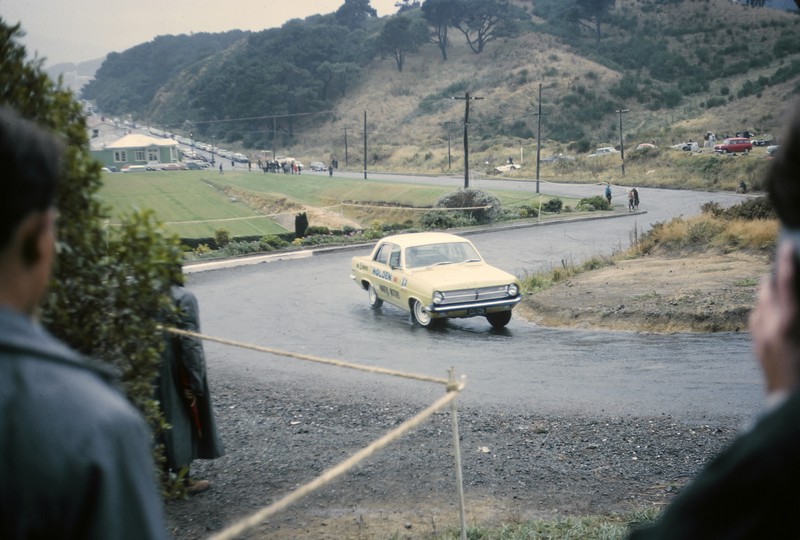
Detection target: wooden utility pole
<box><xmin>534</xmin><ymin>83</ymin><xmax>546</xmax><ymax>194</ymax></box>
<box><xmin>451</xmin><ymin>92</ymin><xmax>483</xmax><ymax>189</ymax></box>
<box><xmin>363</xmin><ymin>111</ymin><xmax>367</xmax><ymax>179</ymax></box>
<box><xmin>616</xmin><ymin>108</ymin><xmax>629</xmax><ymax>177</ymax></box>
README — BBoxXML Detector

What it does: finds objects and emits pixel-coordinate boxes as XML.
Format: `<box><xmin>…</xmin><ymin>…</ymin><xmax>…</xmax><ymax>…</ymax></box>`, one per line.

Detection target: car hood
<box><xmin>409</xmin><ymin>263</ymin><xmax>517</xmax><ymax>289</ymax></box>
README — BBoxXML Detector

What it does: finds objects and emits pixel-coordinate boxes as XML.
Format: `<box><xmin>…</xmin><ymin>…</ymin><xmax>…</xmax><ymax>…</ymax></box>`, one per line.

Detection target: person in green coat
<box><xmin>158</xmin><ymin>270</ymin><xmax>225</xmax><ymax>494</ymax></box>
<box><xmin>629</xmin><ymin>105</ymin><xmax>800</xmax><ymax>539</ymax></box>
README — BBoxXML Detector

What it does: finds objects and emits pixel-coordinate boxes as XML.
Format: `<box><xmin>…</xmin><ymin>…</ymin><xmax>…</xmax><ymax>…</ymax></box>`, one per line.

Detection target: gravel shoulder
<box><xmin>166</xmin><ymin>250</ymin><xmax>769</xmax><ymax>539</ymax></box>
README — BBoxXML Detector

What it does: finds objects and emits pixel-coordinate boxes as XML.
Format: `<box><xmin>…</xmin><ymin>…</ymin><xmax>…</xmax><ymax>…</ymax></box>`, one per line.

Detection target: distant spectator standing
<box><xmin>605</xmin><ymin>183</ymin><xmax>612</xmax><ymax>206</ymax></box>
<box><xmin>219</xmin><ymin>163</ymin><xmax>223</xmax><ymax>175</ymax></box>
<box><xmin>157</xmin><ymin>267</ymin><xmax>225</xmax><ymax>494</ymax></box>
<box><xmin>0</xmin><ymin>106</ymin><xmax>168</xmax><ymax>539</ymax></box>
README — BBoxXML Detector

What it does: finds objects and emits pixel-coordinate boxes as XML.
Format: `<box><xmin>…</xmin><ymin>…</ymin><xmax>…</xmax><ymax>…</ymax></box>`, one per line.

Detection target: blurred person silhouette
<box><xmin>0</xmin><ymin>106</ymin><xmax>167</xmax><ymax>539</ymax></box>
<box><xmin>157</xmin><ymin>264</ymin><xmax>225</xmax><ymax>494</ymax></box>
<box><xmin>629</xmin><ymin>103</ymin><xmax>800</xmax><ymax>538</ymax></box>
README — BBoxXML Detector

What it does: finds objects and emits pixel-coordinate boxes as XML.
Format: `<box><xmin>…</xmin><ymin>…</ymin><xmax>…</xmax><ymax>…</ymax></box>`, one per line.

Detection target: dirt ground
<box><xmin>516</xmin><ymin>250</ymin><xmax>770</xmax><ymax>334</ymax></box>
<box><xmin>165</xmin><ymin>250</ymin><xmax>769</xmax><ymax>539</ymax></box>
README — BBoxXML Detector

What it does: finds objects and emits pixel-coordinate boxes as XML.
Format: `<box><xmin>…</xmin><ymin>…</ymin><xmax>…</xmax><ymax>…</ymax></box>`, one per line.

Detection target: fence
<box><xmin>166</xmin><ymin>327</ymin><xmax>469</xmax><ymax>540</ymax></box>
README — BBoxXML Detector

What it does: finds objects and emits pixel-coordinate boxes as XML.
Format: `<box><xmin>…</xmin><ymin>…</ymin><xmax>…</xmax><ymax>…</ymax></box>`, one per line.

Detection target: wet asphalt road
<box><xmin>187</xmin><ymin>179</ymin><xmax>763</xmax><ymax>423</ymax></box>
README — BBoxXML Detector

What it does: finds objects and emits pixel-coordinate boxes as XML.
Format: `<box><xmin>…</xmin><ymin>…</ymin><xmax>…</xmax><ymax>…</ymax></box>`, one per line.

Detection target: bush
<box><xmin>420</xmin><ymin>210</ymin><xmax>459</xmax><ymax>229</ymax></box>
<box><xmin>295</xmin><ymin>212</ymin><xmax>309</xmax><ymax>238</ymax></box>
<box><xmin>2</xmin><ymin>23</ymin><xmax>181</xmax><ymax>493</ymax></box>
<box><xmin>306</xmin><ymin>225</ymin><xmax>331</xmax><ymax>236</ymax></box>
<box><xmin>194</xmin><ymin>243</ymin><xmax>212</xmax><ymax>255</ymax></box>
<box><xmin>214</xmin><ymin>228</ymin><xmax>231</xmax><ymax>247</ymax></box>
<box><xmin>576</xmin><ymin>196</ymin><xmax>610</xmax><ymax>211</ymax></box>
<box><xmin>260</xmin><ymin>234</ymin><xmax>289</xmax><ymax>249</ymax></box>
<box><xmin>434</xmin><ymin>188</ymin><xmax>502</xmax><ymax>224</ymax></box>
<box><xmin>518</xmin><ymin>205</ymin><xmax>539</xmax><ymax>218</ymax></box>
<box><xmin>701</xmin><ymin>197</ymin><xmax>775</xmax><ymax>221</ymax></box>
<box><xmin>542</xmin><ymin>198</ymin><xmax>563</xmax><ymax>213</ymax></box>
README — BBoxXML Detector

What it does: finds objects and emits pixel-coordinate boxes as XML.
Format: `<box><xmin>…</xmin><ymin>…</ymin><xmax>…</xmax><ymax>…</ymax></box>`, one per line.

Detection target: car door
<box><xmin>371</xmin><ymin>242</ymin><xmax>404</xmax><ymax>308</ymax></box>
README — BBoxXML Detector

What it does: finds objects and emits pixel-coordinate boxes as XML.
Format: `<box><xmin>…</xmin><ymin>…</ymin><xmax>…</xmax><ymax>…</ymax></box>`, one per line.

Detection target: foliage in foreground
<box><xmin>1</xmin><ymin>20</ymin><xmax>183</xmax><ymax>494</ymax></box>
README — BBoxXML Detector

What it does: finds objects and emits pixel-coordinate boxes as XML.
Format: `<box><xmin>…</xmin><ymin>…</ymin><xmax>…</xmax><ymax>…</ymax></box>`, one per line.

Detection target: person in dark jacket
<box><xmin>0</xmin><ymin>106</ymin><xmax>167</xmax><ymax>539</ymax></box>
<box><xmin>158</xmin><ymin>269</ymin><xmax>225</xmax><ymax>494</ymax></box>
<box><xmin>629</xmin><ymin>103</ymin><xmax>800</xmax><ymax>539</ymax></box>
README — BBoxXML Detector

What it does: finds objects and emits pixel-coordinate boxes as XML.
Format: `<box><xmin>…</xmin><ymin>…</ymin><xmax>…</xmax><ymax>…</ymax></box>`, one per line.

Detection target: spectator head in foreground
<box><xmin>628</xmin><ymin>103</ymin><xmax>800</xmax><ymax>539</ymax></box>
<box><xmin>0</xmin><ymin>106</ymin><xmax>61</xmax><ymax>315</ymax></box>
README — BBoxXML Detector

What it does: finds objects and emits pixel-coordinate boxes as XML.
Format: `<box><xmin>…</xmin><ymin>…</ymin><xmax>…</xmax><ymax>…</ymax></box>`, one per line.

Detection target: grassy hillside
<box><xmin>270</xmin><ymin>0</ymin><xmax>799</xmax><ymax>177</ymax></box>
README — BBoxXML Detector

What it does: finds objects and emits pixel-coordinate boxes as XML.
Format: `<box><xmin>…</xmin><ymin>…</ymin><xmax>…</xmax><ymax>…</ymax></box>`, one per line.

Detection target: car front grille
<box><xmin>439</xmin><ymin>285</ymin><xmax>512</xmax><ymax>306</ymax></box>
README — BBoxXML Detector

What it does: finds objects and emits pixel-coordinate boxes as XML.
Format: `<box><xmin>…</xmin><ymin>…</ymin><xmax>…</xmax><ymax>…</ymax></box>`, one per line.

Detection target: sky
<box><xmin>1</xmin><ymin>0</ymin><xmax>401</xmax><ymax>66</ymax></box>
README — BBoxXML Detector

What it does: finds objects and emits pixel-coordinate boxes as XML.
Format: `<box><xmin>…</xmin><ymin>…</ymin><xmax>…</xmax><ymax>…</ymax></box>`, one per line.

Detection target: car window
<box><xmin>374</xmin><ymin>244</ymin><xmax>391</xmax><ymax>265</ymax></box>
<box><xmin>389</xmin><ymin>247</ymin><xmax>401</xmax><ymax>269</ymax></box>
<box><xmin>405</xmin><ymin>242</ymin><xmax>481</xmax><ymax>268</ymax></box>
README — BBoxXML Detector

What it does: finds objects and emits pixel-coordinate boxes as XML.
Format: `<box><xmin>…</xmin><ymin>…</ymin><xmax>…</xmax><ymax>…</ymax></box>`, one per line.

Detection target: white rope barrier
<box><xmin>163</xmin><ymin>327</ymin><xmax>468</xmax><ymax>539</ymax></box>
<box><xmin>208</xmin><ymin>378</ymin><xmax>466</xmax><ymax>540</ymax></box>
<box><xmin>166</xmin><ymin>327</ymin><xmax>450</xmax><ymax>386</ymax></box>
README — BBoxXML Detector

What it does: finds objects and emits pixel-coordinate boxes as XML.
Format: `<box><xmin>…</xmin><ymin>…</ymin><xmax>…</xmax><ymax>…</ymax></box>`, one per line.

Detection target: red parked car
<box><xmin>714</xmin><ymin>137</ymin><xmax>752</xmax><ymax>154</ymax></box>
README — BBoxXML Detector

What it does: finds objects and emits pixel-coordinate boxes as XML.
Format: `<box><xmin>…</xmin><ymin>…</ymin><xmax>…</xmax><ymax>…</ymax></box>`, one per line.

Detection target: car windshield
<box><xmin>404</xmin><ymin>242</ymin><xmax>481</xmax><ymax>269</ymax></box>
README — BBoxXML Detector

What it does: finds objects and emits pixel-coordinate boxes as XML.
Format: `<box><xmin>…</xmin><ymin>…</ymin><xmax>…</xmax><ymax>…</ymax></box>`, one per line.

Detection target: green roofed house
<box><xmin>91</xmin><ymin>133</ymin><xmax>179</xmax><ymax>170</ymax></box>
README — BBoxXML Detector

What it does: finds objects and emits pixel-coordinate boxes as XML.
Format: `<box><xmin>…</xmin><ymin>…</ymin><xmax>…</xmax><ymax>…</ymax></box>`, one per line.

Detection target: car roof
<box><xmin>377</xmin><ymin>232</ymin><xmax>472</xmax><ymax>248</ymax></box>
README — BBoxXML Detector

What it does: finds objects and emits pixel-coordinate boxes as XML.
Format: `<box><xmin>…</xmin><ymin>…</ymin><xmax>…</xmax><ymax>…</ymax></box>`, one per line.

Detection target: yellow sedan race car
<box><xmin>351</xmin><ymin>232</ymin><xmax>521</xmax><ymax>329</ymax></box>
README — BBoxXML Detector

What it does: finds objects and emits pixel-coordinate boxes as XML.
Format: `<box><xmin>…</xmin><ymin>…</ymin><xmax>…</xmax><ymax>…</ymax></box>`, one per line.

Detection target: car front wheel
<box><xmin>410</xmin><ymin>299</ymin><xmax>433</xmax><ymax>327</ymax></box>
<box><xmin>368</xmin><ymin>283</ymin><xmax>383</xmax><ymax>309</ymax></box>
<box><xmin>486</xmin><ymin>311</ymin><xmax>512</xmax><ymax>329</ymax></box>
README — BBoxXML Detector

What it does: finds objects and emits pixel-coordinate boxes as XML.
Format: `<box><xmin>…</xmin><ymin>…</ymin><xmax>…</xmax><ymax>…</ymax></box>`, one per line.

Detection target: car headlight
<box><xmin>432</xmin><ymin>291</ymin><xmax>444</xmax><ymax>305</ymax></box>
<box><xmin>507</xmin><ymin>284</ymin><xmax>519</xmax><ymax>297</ymax></box>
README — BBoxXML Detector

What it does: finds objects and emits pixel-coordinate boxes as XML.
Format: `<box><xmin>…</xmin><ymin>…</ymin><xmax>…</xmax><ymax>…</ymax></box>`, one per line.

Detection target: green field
<box><xmin>99</xmin><ymin>170</ymin><xmax>570</xmax><ymax>239</ymax></box>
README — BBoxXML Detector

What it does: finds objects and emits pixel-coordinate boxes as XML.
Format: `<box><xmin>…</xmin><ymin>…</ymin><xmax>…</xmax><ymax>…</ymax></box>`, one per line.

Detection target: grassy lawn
<box><xmin>99</xmin><ymin>171</ymin><xmax>289</xmax><ymax>238</ymax></box>
<box><xmin>99</xmin><ymin>170</ymin><xmax>577</xmax><ymax>239</ymax></box>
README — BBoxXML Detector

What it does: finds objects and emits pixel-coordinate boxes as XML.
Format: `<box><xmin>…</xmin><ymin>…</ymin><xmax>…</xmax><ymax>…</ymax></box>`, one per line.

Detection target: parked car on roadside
<box><xmin>670</xmin><ymin>141</ymin><xmax>700</xmax><ymax>152</ymax></box>
<box><xmin>160</xmin><ymin>162</ymin><xmax>187</xmax><ymax>171</ymax></box>
<box><xmin>714</xmin><ymin>137</ymin><xmax>752</xmax><ymax>154</ymax></box>
<box><xmin>310</xmin><ymin>161</ymin><xmax>327</xmax><ymax>171</ymax></box>
<box><xmin>121</xmin><ymin>165</ymin><xmax>147</xmax><ymax>173</ymax></box>
<box><xmin>350</xmin><ymin>232</ymin><xmax>521</xmax><ymax>329</ymax></box>
<box><xmin>588</xmin><ymin>147</ymin><xmax>619</xmax><ymax>157</ymax></box>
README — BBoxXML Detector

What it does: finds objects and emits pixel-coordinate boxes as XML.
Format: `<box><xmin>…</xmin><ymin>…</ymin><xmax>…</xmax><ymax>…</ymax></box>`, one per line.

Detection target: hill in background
<box><xmin>82</xmin><ymin>0</ymin><xmax>800</xmax><ymax>171</ymax></box>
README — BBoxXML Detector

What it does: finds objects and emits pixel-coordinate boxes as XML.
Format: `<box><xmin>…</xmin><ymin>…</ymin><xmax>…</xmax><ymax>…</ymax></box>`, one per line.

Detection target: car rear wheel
<box><xmin>486</xmin><ymin>311</ymin><xmax>512</xmax><ymax>329</ymax></box>
<box><xmin>368</xmin><ymin>283</ymin><xmax>383</xmax><ymax>309</ymax></box>
<box><xmin>410</xmin><ymin>299</ymin><xmax>433</xmax><ymax>327</ymax></box>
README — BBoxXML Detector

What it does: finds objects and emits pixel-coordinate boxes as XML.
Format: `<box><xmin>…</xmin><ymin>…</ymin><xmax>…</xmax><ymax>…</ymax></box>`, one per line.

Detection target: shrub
<box><xmin>214</xmin><ymin>228</ymin><xmax>231</xmax><ymax>247</ymax></box>
<box><xmin>194</xmin><ymin>243</ymin><xmax>212</xmax><ymax>255</ymax></box>
<box><xmin>542</xmin><ymin>198</ymin><xmax>563</xmax><ymax>213</ymax></box>
<box><xmin>519</xmin><ymin>205</ymin><xmax>539</xmax><ymax>218</ymax></box>
<box><xmin>260</xmin><ymin>234</ymin><xmax>289</xmax><ymax>249</ymax></box>
<box><xmin>2</xmin><ymin>23</ymin><xmax>181</xmax><ymax>494</ymax></box>
<box><xmin>295</xmin><ymin>212</ymin><xmax>309</xmax><ymax>238</ymax></box>
<box><xmin>576</xmin><ymin>196</ymin><xmax>610</xmax><ymax>211</ymax></box>
<box><xmin>434</xmin><ymin>188</ymin><xmax>502</xmax><ymax>224</ymax></box>
<box><xmin>701</xmin><ymin>197</ymin><xmax>775</xmax><ymax>221</ymax></box>
<box><xmin>420</xmin><ymin>210</ymin><xmax>459</xmax><ymax>229</ymax></box>
<box><xmin>306</xmin><ymin>225</ymin><xmax>331</xmax><ymax>236</ymax></box>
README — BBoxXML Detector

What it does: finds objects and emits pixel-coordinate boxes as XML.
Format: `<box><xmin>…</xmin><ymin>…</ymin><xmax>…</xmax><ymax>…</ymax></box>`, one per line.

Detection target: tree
<box><xmin>395</xmin><ymin>0</ymin><xmax>421</xmax><ymax>12</ymax></box>
<box><xmin>570</xmin><ymin>0</ymin><xmax>615</xmax><ymax>46</ymax></box>
<box><xmin>451</xmin><ymin>0</ymin><xmax>524</xmax><ymax>54</ymax></box>
<box><xmin>1</xmin><ymin>18</ymin><xmax>183</xmax><ymax>492</ymax></box>
<box><xmin>377</xmin><ymin>15</ymin><xmax>428</xmax><ymax>72</ymax></box>
<box><xmin>335</xmin><ymin>0</ymin><xmax>378</xmax><ymax>28</ymax></box>
<box><xmin>421</xmin><ymin>0</ymin><xmax>459</xmax><ymax>61</ymax></box>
